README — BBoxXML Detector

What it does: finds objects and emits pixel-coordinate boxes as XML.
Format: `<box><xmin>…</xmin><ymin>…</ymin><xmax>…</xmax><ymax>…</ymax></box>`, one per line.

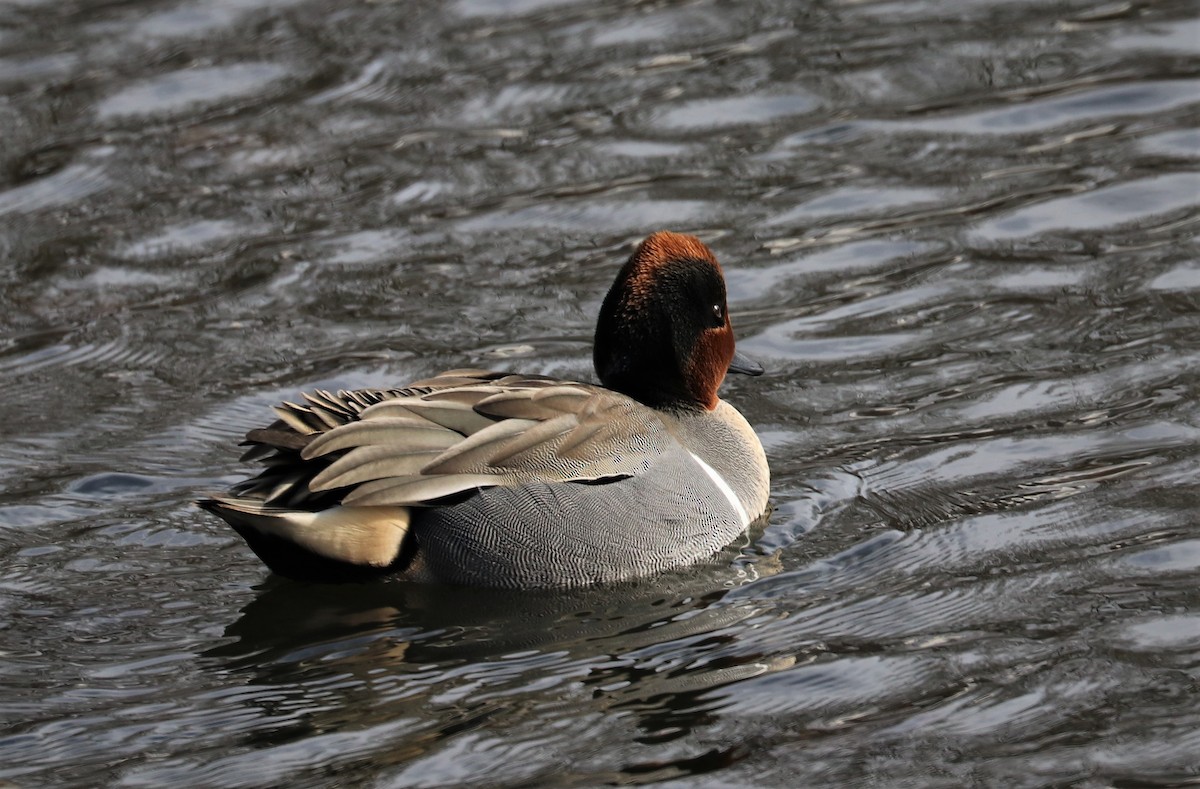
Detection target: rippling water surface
<box><xmin>2</xmin><ymin>0</ymin><xmax>1198</xmax><ymax>785</ymax></box>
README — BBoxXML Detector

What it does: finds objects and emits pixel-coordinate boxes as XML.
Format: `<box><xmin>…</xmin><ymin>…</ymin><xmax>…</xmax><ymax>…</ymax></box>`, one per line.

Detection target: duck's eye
<box><xmin>712</xmin><ymin>303</ymin><xmax>724</xmax><ymax>322</ymax></box>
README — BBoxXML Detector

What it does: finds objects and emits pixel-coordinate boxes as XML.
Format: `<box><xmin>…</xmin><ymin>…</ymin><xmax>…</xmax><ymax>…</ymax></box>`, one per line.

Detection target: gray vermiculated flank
<box><xmin>414</xmin><ymin>446</ymin><xmax>743</xmax><ymax>588</ymax></box>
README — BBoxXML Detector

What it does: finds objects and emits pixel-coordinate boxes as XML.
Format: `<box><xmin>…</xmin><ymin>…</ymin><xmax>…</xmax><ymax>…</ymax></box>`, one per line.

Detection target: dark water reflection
<box><xmin>2</xmin><ymin>0</ymin><xmax>1198</xmax><ymax>785</ymax></box>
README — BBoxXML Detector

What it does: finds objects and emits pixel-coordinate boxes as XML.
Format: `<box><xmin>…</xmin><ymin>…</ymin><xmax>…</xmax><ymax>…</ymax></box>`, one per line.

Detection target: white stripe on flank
<box><xmin>689</xmin><ymin>452</ymin><xmax>751</xmax><ymax>528</ymax></box>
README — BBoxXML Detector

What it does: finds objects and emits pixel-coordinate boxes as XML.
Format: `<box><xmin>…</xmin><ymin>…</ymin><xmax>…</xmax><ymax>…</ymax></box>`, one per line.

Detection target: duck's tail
<box><xmin>198</xmin><ymin>496</ymin><xmax>413</xmax><ymax>582</ymax></box>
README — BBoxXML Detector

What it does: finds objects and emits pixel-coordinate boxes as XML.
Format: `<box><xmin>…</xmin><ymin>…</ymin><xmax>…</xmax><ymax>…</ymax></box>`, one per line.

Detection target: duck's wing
<box><xmin>226</xmin><ymin>369</ymin><xmax>673</xmax><ymax>510</ymax></box>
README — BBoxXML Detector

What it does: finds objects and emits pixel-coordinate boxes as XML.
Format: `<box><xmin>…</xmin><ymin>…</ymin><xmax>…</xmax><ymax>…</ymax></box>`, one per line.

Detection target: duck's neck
<box><xmin>596</xmin><ymin>365</ymin><xmax>707</xmax><ymax>412</ymax></box>
<box><xmin>593</xmin><ymin>299</ymin><xmax>714</xmax><ymax>411</ymax></box>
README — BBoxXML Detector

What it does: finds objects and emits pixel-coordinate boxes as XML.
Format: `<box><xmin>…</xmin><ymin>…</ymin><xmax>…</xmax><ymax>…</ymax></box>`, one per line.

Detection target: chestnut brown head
<box><xmin>593</xmin><ymin>231</ymin><xmax>761</xmax><ymax>411</ymax></box>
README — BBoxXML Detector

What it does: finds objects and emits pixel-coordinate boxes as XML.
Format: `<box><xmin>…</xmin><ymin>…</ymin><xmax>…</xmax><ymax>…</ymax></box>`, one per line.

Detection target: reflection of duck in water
<box><xmin>204</xmin><ymin>560</ymin><xmax>794</xmax><ymax>756</ymax></box>
<box><xmin>200</xmin><ymin>232</ymin><xmax>770</xmax><ymax>586</ymax></box>
<box><xmin>208</xmin><ymin>563</ymin><xmax>753</xmax><ymax>666</ymax></box>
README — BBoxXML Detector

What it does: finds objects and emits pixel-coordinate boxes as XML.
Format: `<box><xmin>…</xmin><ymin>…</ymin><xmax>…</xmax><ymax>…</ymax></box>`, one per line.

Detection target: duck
<box><xmin>199</xmin><ymin>231</ymin><xmax>770</xmax><ymax>587</ymax></box>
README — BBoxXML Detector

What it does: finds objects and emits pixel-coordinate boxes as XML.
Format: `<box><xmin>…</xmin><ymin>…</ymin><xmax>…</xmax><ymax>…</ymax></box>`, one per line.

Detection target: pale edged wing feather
<box><xmin>301</xmin><ymin>418</ymin><xmax>463</xmax><ymax>459</ymax></box>
<box><xmin>273</xmin><ymin>402</ymin><xmax>321</xmax><ymax>435</ymax></box>
<box><xmin>416</xmin><ymin>384</ymin><xmax>669</xmax><ymax>483</ymax></box>
<box><xmin>414</xmin><ymin>416</ymin><xmax>544</xmax><ymax>474</ymax></box>
<box><xmin>226</xmin><ymin>369</ymin><xmax>673</xmax><ymax>511</ymax></box>
<box><xmin>471</xmin><ymin>385</ymin><xmax>592</xmax><ymax>420</ymax></box>
<box><xmin>355</xmin><ymin>397</ymin><xmax>497</xmax><ymax>435</ymax></box>
<box><xmin>401</xmin><ymin>369</ymin><xmax>516</xmax><ymax>388</ymax></box>
<box><xmin>418</xmin><ymin>387</ymin><xmax>506</xmax><ymax>407</ymax></box>
<box><xmin>554</xmin><ymin>420</ymin><xmax>605</xmax><ymax>459</ymax></box>
<box><xmin>485</xmin><ymin>414</ymin><xmax>580</xmax><ymax>466</ymax></box>
<box><xmin>309</xmin><ymin>445</ymin><xmax>449</xmax><ymax>491</ymax></box>
<box><xmin>341</xmin><ymin>473</ymin><xmax>504</xmax><ymax>506</ymax></box>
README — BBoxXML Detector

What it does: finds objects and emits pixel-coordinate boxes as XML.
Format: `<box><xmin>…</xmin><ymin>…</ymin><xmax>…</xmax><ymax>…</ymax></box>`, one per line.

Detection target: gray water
<box><xmin>2</xmin><ymin>0</ymin><xmax>1198</xmax><ymax>786</ymax></box>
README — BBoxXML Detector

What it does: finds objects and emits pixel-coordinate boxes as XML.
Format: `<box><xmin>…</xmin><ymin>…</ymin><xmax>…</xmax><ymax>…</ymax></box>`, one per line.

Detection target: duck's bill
<box><xmin>728</xmin><ymin>349</ymin><xmax>764</xmax><ymax>376</ymax></box>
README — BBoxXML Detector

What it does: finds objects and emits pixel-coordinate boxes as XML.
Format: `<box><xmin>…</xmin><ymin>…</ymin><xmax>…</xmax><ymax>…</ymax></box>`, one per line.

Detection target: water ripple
<box><xmin>646</xmin><ymin>92</ymin><xmax>821</xmax><ymax>132</ymax></box>
<box><xmin>97</xmin><ymin>62</ymin><xmax>293</xmax><ymax>120</ymax></box>
<box><xmin>974</xmin><ymin>172</ymin><xmax>1200</xmax><ymax>241</ymax></box>
<box><xmin>0</xmin><ymin>161</ymin><xmax>111</xmax><ymax>216</ymax></box>
<box><xmin>896</xmin><ymin>78</ymin><xmax>1200</xmax><ymax>135</ymax></box>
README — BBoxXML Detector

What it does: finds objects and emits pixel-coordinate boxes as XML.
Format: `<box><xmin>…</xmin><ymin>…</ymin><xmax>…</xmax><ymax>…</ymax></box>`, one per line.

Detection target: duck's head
<box><xmin>593</xmin><ymin>231</ymin><xmax>762</xmax><ymax>411</ymax></box>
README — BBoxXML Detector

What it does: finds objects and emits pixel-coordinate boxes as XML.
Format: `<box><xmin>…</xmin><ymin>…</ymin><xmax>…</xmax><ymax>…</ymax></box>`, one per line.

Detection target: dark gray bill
<box><xmin>728</xmin><ymin>349</ymin><xmax>764</xmax><ymax>376</ymax></box>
